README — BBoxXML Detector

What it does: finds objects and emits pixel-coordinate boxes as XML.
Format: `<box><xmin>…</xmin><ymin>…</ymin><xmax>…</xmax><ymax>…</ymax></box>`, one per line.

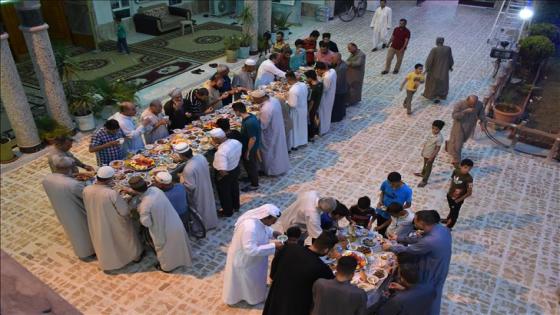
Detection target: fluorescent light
<box><xmin>519</xmin><ymin>7</ymin><xmax>534</xmax><ymax>20</ymax></box>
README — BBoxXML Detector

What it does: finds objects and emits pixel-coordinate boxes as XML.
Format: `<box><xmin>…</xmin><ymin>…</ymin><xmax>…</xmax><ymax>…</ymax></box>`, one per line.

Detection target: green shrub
<box><xmin>35</xmin><ymin>116</ymin><xmax>72</xmax><ymax>141</ymax></box>
<box><xmin>224</xmin><ymin>35</ymin><xmax>240</xmax><ymax>50</ymax></box>
<box><xmin>529</xmin><ymin>23</ymin><xmax>560</xmax><ymax>43</ymax></box>
<box><xmin>519</xmin><ymin>35</ymin><xmax>555</xmax><ymax>70</ymax></box>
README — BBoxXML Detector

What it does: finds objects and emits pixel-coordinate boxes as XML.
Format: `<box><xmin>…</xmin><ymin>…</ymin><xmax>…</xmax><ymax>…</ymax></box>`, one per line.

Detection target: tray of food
<box><xmin>125</xmin><ymin>155</ymin><xmax>155</xmax><ymax>171</ymax></box>
<box><xmin>74</xmin><ymin>172</ymin><xmax>95</xmax><ymax>181</ymax></box>
<box><xmin>342</xmin><ymin>251</ymin><xmax>367</xmax><ymax>270</ymax></box>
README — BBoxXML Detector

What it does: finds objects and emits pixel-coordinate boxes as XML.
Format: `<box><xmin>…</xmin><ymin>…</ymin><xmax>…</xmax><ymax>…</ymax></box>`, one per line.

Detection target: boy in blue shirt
<box><xmin>115</xmin><ymin>17</ymin><xmax>130</xmax><ymax>54</ymax></box>
<box><xmin>376</xmin><ymin>172</ymin><xmax>413</xmax><ymax>236</ymax></box>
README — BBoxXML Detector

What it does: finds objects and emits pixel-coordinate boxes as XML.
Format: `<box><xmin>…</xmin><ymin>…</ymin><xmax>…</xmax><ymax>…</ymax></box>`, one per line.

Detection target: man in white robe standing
<box><xmin>42</xmin><ymin>157</ymin><xmax>95</xmax><ymax>260</ymax></box>
<box><xmin>274</xmin><ymin>191</ymin><xmax>337</xmax><ymax>245</ymax></box>
<box><xmin>255</xmin><ymin>53</ymin><xmax>286</xmax><ymax>88</ymax></box>
<box><xmin>175</xmin><ymin>143</ymin><xmax>219</xmax><ymax>230</ymax></box>
<box><xmin>222</xmin><ymin>204</ymin><xmax>283</xmax><ymax>306</ymax></box>
<box><xmin>141</xmin><ymin>99</ymin><xmax>169</xmax><ymax>144</ymax></box>
<box><xmin>250</xmin><ymin>90</ymin><xmax>291</xmax><ymax>176</ymax></box>
<box><xmin>315</xmin><ymin>62</ymin><xmax>337</xmax><ymax>136</ymax></box>
<box><xmin>128</xmin><ymin>176</ymin><xmax>193</xmax><ymax>272</ymax></box>
<box><xmin>285</xmin><ymin>70</ymin><xmax>309</xmax><ymax>150</ymax></box>
<box><xmin>110</xmin><ymin>101</ymin><xmax>144</xmax><ymax>154</ymax></box>
<box><xmin>370</xmin><ymin>0</ymin><xmax>392</xmax><ymax>52</ymax></box>
<box><xmin>83</xmin><ymin>166</ymin><xmax>143</xmax><ymax>272</ymax></box>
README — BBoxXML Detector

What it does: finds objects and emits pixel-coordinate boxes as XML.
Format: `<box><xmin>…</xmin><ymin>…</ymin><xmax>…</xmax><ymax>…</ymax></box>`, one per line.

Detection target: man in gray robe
<box><xmin>383</xmin><ymin>210</ymin><xmax>452</xmax><ymax>315</ymax></box>
<box><xmin>332</xmin><ymin>53</ymin><xmax>348</xmax><ymax>122</ymax></box>
<box><xmin>175</xmin><ymin>143</ymin><xmax>219</xmax><ymax>230</ymax></box>
<box><xmin>446</xmin><ymin>95</ymin><xmax>486</xmax><ymax>167</ymax></box>
<box><xmin>48</xmin><ymin>136</ymin><xmax>94</xmax><ymax>173</ymax></box>
<box><xmin>83</xmin><ymin>166</ymin><xmax>143</xmax><ymax>272</ymax></box>
<box><xmin>42</xmin><ymin>157</ymin><xmax>95</xmax><ymax>260</ymax></box>
<box><xmin>423</xmin><ymin>37</ymin><xmax>454</xmax><ymax>104</ymax></box>
<box><xmin>129</xmin><ymin>176</ymin><xmax>193</xmax><ymax>272</ymax></box>
<box><xmin>346</xmin><ymin>43</ymin><xmax>366</xmax><ymax>105</ymax></box>
<box><xmin>232</xmin><ymin>59</ymin><xmax>256</xmax><ymax>91</ymax></box>
<box><xmin>141</xmin><ymin>99</ymin><xmax>169</xmax><ymax>144</ymax></box>
<box><xmin>250</xmin><ymin>90</ymin><xmax>290</xmax><ymax>176</ymax></box>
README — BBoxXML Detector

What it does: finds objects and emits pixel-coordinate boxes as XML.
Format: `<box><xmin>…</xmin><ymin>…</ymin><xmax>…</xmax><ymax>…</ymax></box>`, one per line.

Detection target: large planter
<box><xmin>494</xmin><ymin>103</ymin><xmax>522</xmax><ymax>124</ymax></box>
<box><xmin>74</xmin><ymin>112</ymin><xmax>96</xmax><ymax>131</ymax></box>
<box><xmin>0</xmin><ymin>137</ymin><xmax>17</xmax><ymax>163</ymax></box>
<box><xmin>225</xmin><ymin>49</ymin><xmax>238</xmax><ymax>63</ymax></box>
<box><xmin>238</xmin><ymin>46</ymin><xmax>250</xmax><ymax>59</ymax></box>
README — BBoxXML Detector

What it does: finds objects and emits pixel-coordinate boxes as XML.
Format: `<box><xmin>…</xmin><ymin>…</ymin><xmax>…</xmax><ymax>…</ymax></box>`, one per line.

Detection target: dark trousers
<box><xmin>376</xmin><ymin>214</ymin><xmax>389</xmax><ymax>237</ymax></box>
<box><xmin>242</xmin><ymin>150</ymin><xmax>259</xmax><ymax>187</ymax></box>
<box><xmin>421</xmin><ymin>158</ymin><xmax>434</xmax><ymax>183</ymax></box>
<box><xmin>215</xmin><ymin>166</ymin><xmax>240</xmax><ymax>215</ymax></box>
<box><xmin>331</xmin><ymin>93</ymin><xmax>347</xmax><ymax>122</ymax></box>
<box><xmin>308</xmin><ymin>107</ymin><xmax>319</xmax><ymax>140</ymax></box>
<box><xmin>446</xmin><ymin>194</ymin><xmax>464</xmax><ymax>228</ymax></box>
<box><xmin>117</xmin><ymin>37</ymin><xmax>130</xmax><ymax>54</ymax></box>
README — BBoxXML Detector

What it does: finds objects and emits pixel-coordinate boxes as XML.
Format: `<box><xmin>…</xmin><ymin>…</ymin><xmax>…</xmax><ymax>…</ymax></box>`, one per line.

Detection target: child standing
<box><xmin>289</xmin><ymin>39</ymin><xmax>306</xmax><ymax>71</ymax></box>
<box><xmin>400</xmin><ymin>63</ymin><xmax>424</xmax><ymax>115</ymax></box>
<box><xmin>115</xmin><ymin>17</ymin><xmax>130</xmax><ymax>54</ymax></box>
<box><xmin>415</xmin><ymin>120</ymin><xmax>445</xmax><ymax>187</ymax></box>
<box><xmin>442</xmin><ymin>158</ymin><xmax>474</xmax><ymax>230</ymax></box>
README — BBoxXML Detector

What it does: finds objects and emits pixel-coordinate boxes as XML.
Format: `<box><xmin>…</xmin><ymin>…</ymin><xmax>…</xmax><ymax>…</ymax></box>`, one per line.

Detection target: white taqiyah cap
<box><xmin>244</xmin><ymin>59</ymin><xmax>256</xmax><ymax>66</ymax></box>
<box><xmin>155</xmin><ymin>171</ymin><xmax>172</xmax><ymax>184</ymax></box>
<box><xmin>173</xmin><ymin>142</ymin><xmax>190</xmax><ymax>153</ymax></box>
<box><xmin>97</xmin><ymin>166</ymin><xmax>115</xmax><ymax>179</ymax></box>
<box><xmin>249</xmin><ymin>89</ymin><xmax>266</xmax><ymax>98</ymax></box>
<box><xmin>209</xmin><ymin>128</ymin><xmax>226</xmax><ymax>139</ymax></box>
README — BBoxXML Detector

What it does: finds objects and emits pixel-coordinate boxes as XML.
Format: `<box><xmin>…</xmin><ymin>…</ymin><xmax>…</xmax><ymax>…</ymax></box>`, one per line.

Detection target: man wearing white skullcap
<box><xmin>223</xmin><ymin>204</ymin><xmax>283</xmax><ymax>305</ymax></box>
<box><xmin>42</xmin><ymin>157</ymin><xmax>95</xmax><ymax>260</ymax></box>
<box><xmin>153</xmin><ymin>171</ymin><xmax>189</xmax><ymax>225</ymax></box>
<box><xmin>211</xmin><ymin>128</ymin><xmax>242</xmax><ymax>217</ymax></box>
<box><xmin>83</xmin><ymin>165</ymin><xmax>143</xmax><ymax>272</ymax></box>
<box><xmin>232</xmin><ymin>59</ymin><xmax>257</xmax><ymax>91</ymax></box>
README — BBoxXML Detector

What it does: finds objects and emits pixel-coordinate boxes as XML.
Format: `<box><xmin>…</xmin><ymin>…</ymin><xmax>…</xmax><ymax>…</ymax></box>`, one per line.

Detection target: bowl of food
<box><xmin>109</xmin><ymin>160</ymin><xmax>124</xmax><ymax>169</ymax></box>
<box><xmin>155</xmin><ymin>139</ymin><xmax>168</xmax><ymax>145</ymax></box>
<box><xmin>361</xmin><ymin>237</ymin><xmax>376</xmax><ymax>247</ymax></box>
<box><xmin>277</xmin><ymin>235</ymin><xmax>288</xmax><ymax>243</ymax></box>
<box><xmin>167</xmin><ymin>163</ymin><xmax>178</xmax><ymax>170</ymax></box>
<box><xmin>356</xmin><ymin>246</ymin><xmax>372</xmax><ymax>255</ymax></box>
<box><xmin>74</xmin><ymin>172</ymin><xmax>94</xmax><ymax>181</ymax></box>
<box><xmin>125</xmin><ymin>155</ymin><xmax>155</xmax><ymax>171</ymax></box>
<box><xmin>145</xmin><ymin>144</ymin><xmax>155</xmax><ymax>150</ymax></box>
<box><xmin>342</xmin><ymin>251</ymin><xmax>367</xmax><ymax>270</ymax></box>
<box><xmin>373</xmin><ymin>269</ymin><xmax>387</xmax><ymax>279</ymax></box>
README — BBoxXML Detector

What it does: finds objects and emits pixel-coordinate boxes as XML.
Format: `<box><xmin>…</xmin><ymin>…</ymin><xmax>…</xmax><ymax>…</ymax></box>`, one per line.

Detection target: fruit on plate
<box><xmin>342</xmin><ymin>251</ymin><xmax>367</xmax><ymax>270</ymax></box>
<box><xmin>109</xmin><ymin>160</ymin><xmax>124</xmax><ymax>169</ymax></box>
<box><xmin>126</xmin><ymin>155</ymin><xmax>155</xmax><ymax>171</ymax></box>
<box><xmin>74</xmin><ymin>172</ymin><xmax>94</xmax><ymax>181</ymax></box>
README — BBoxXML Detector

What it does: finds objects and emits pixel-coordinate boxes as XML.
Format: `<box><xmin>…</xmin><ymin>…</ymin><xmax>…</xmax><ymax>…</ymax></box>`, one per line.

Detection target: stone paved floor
<box><xmin>1</xmin><ymin>1</ymin><xmax>559</xmax><ymax>314</ymax></box>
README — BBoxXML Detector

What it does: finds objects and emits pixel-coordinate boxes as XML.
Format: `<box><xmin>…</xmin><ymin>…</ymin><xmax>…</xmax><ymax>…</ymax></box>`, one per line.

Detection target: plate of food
<box><xmin>320</xmin><ymin>256</ymin><xmax>336</xmax><ymax>265</ymax></box>
<box><xmin>201</xmin><ymin>143</ymin><xmax>214</xmax><ymax>151</ymax></box>
<box><xmin>373</xmin><ymin>269</ymin><xmax>387</xmax><ymax>279</ymax></box>
<box><xmin>355</xmin><ymin>226</ymin><xmax>369</xmax><ymax>237</ymax></box>
<box><xmin>145</xmin><ymin>144</ymin><xmax>155</xmax><ymax>150</ymax></box>
<box><xmin>367</xmin><ymin>276</ymin><xmax>381</xmax><ymax>286</ymax></box>
<box><xmin>361</xmin><ymin>237</ymin><xmax>376</xmax><ymax>247</ymax></box>
<box><xmin>74</xmin><ymin>172</ymin><xmax>94</xmax><ymax>181</ymax></box>
<box><xmin>356</xmin><ymin>245</ymin><xmax>372</xmax><ymax>255</ymax></box>
<box><xmin>167</xmin><ymin>163</ymin><xmax>178</xmax><ymax>170</ymax></box>
<box><xmin>109</xmin><ymin>160</ymin><xmax>124</xmax><ymax>169</ymax></box>
<box><xmin>173</xmin><ymin>129</ymin><xmax>183</xmax><ymax>134</ymax></box>
<box><xmin>342</xmin><ymin>251</ymin><xmax>367</xmax><ymax>270</ymax></box>
<box><xmin>126</xmin><ymin>155</ymin><xmax>155</xmax><ymax>171</ymax></box>
<box><xmin>155</xmin><ymin>139</ymin><xmax>169</xmax><ymax>145</ymax></box>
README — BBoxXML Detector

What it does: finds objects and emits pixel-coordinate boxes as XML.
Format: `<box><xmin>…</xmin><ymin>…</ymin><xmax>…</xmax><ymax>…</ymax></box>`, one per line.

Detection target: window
<box><xmin>111</xmin><ymin>0</ymin><xmax>131</xmax><ymax>18</ymax></box>
<box><xmin>169</xmin><ymin>0</ymin><xmax>182</xmax><ymax>5</ymax></box>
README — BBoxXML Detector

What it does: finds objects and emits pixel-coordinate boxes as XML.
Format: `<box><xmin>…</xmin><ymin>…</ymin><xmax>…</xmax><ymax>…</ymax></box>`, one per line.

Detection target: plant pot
<box><xmin>74</xmin><ymin>112</ymin><xmax>96</xmax><ymax>131</ymax></box>
<box><xmin>238</xmin><ymin>46</ymin><xmax>250</xmax><ymax>59</ymax></box>
<box><xmin>0</xmin><ymin>137</ymin><xmax>17</xmax><ymax>163</ymax></box>
<box><xmin>494</xmin><ymin>103</ymin><xmax>522</xmax><ymax>124</ymax></box>
<box><xmin>225</xmin><ymin>49</ymin><xmax>238</xmax><ymax>63</ymax></box>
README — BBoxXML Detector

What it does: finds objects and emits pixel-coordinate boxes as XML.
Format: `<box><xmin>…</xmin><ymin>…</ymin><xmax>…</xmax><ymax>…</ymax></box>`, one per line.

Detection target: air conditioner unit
<box><xmin>210</xmin><ymin>0</ymin><xmax>234</xmax><ymax>17</ymax></box>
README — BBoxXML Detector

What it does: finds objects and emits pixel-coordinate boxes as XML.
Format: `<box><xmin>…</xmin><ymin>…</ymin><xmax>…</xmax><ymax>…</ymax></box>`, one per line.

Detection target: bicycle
<box><xmin>339</xmin><ymin>0</ymin><xmax>367</xmax><ymax>22</ymax></box>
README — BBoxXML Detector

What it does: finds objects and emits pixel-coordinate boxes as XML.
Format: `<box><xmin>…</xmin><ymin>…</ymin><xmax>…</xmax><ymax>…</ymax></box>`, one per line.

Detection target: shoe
<box><xmin>406</xmin><ymin>111</ymin><xmax>412</xmax><ymax>115</ymax></box>
<box><xmin>413</xmin><ymin>172</ymin><xmax>423</xmax><ymax>177</ymax></box>
<box><xmin>79</xmin><ymin>254</ymin><xmax>97</xmax><ymax>262</ymax></box>
<box><xmin>434</xmin><ymin>99</ymin><xmax>441</xmax><ymax>104</ymax></box>
<box><xmin>381</xmin><ymin>70</ymin><xmax>389</xmax><ymax>75</ymax></box>
<box><xmin>371</xmin><ymin>48</ymin><xmax>378</xmax><ymax>52</ymax></box>
<box><xmin>382</xmin><ymin>44</ymin><xmax>387</xmax><ymax>49</ymax></box>
<box><xmin>218</xmin><ymin>210</ymin><xmax>233</xmax><ymax>218</ymax></box>
<box><xmin>242</xmin><ymin>185</ymin><xmax>259</xmax><ymax>192</ymax></box>
<box><xmin>239</xmin><ymin>177</ymin><xmax>251</xmax><ymax>183</ymax></box>
<box><xmin>393</xmin><ymin>70</ymin><xmax>399</xmax><ymax>74</ymax></box>
<box><xmin>417</xmin><ymin>181</ymin><xmax>427</xmax><ymax>187</ymax></box>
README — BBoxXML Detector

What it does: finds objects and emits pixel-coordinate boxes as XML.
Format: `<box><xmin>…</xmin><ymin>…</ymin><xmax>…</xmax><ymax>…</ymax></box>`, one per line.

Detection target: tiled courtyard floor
<box><xmin>1</xmin><ymin>1</ymin><xmax>559</xmax><ymax>315</ymax></box>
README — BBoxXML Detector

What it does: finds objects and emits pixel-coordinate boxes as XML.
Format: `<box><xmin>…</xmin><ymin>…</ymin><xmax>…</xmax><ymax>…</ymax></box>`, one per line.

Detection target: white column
<box><xmin>258</xmin><ymin>0</ymin><xmax>272</xmax><ymax>38</ymax></box>
<box><xmin>0</xmin><ymin>33</ymin><xmax>43</xmax><ymax>153</ymax></box>
<box><xmin>244</xmin><ymin>0</ymin><xmax>259</xmax><ymax>54</ymax></box>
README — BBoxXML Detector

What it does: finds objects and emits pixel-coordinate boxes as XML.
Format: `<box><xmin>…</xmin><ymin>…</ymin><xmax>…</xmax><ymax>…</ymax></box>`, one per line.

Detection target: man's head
<box><xmin>436</xmin><ymin>37</ymin><xmax>444</xmax><ymax>46</ymax></box>
<box><xmin>243</xmin><ymin>59</ymin><xmax>256</xmax><ymax>72</ymax></box>
<box><xmin>128</xmin><ymin>176</ymin><xmax>148</xmax><ymax>193</ymax></box>
<box><xmin>466</xmin><ymin>95</ymin><xmax>479</xmax><ymax>107</ymax></box>
<box><xmin>286</xmin><ymin>226</ymin><xmax>302</xmax><ymax>241</ymax></box>
<box><xmin>336</xmin><ymin>256</ymin><xmax>358</xmax><ymax>279</ymax></box>
<box><xmin>347</xmin><ymin>42</ymin><xmax>358</xmax><ymax>54</ymax></box>
<box><xmin>52</xmin><ymin>156</ymin><xmax>74</xmax><ymax>175</ymax></box>
<box><xmin>195</xmin><ymin>88</ymin><xmax>210</xmax><ymax>102</ymax></box>
<box><xmin>357</xmin><ymin>196</ymin><xmax>371</xmax><ymax>210</ymax></box>
<box><xmin>257</xmin><ymin>204</ymin><xmax>281</xmax><ymax>226</ymax></box>
<box><xmin>119</xmin><ymin>101</ymin><xmax>137</xmax><ymax>117</ymax></box>
<box><xmin>104</xmin><ymin>119</ymin><xmax>121</xmax><ymax>135</ymax></box>
<box><xmin>318</xmin><ymin>197</ymin><xmax>337</xmax><ymax>214</ymax></box>
<box><xmin>330</xmin><ymin>201</ymin><xmax>350</xmax><ymax>221</ymax></box>
<box><xmin>210</xmin><ymin>74</ymin><xmax>224</xmax><ymax>88</ymax></box>
<box><xmin>149</xmin><ymin>99</ymin><xmax>163</xmax><ymax>115</ymax></box>
<box><xmin>432</xmin><ymin>120</ymin><xmax>445</xmax><ymax>134</ymax></box>
<box><xmin>282</xmin><ymin>47</ymin><xmax>292</xmax><ymax>59</ymax></box>
<box><xmin>319</xmin><ymin>41</ymin><xmax>329</xmax><ymax>54</ymax></box>
<box><xmin>322</xmin><ymin>32</ymin><xmax>331</xmax><ymax>43</ymax></box>
<box><xmin>387</xmin><ymin>171</ymin><xmax>403</xmax><ymax>189</ymax></box>
<box><xmin>153</xmin><ymin>171</ymin><xmax>173</xmax><ymax>190</ymax></box>
<box><xmin>169</xmin><ymin>88</ymin><xmax>182</xmax><ymax>103</ymax></box>
<box><xmin>269</xmin><ymin>53</ymin><xmax>280</xmax><ymax>64</ymax></box>
<box><xmin>386</xmin><ymin>202</ymin><xmax>405</xmax><ymax>218</ymax></box>
<box><xmin>173</xmin><ymin>142</ymin><xmax>193</xmax><ymax>160</ymax></box>
<box><xmin>398</xmin><ymin>263</ymin><xmax>419</xmax><ymax>288</ymax></box>
<box><xmin>414</xmin><ymin>63</ymin><xmax>424</xmax><ymax>74</ymax></box>
<box><xmin>295</xmin><ymin>39</ymin><xmax>304</xmax><ymax>48</ymax></box>
<box><xmin>310</xmin><ymin>231</ymin><xmax>338</xmax><ymax>255</ymax></box>
<box><xmin>310</xmin><ymin>30</ymin><xmax>320</xmax><ymax>40</ymax></box>
<box><xmin>304</xmin><ymin>70</ymin><xmax>318</xmax><ymax>83</ymax></box>
<box><xmin>217</xmin><ymin>64</ymin><xmax>229</xmax><ymax>76</ymax></box>
<box><xmin>285</xmin><ymin>70</ymin><xmax>298</xmax><ymax>84</ymax></box>
<box><xmin>380</xmin><ymin>0</ymin><xmax>387</xmax><ymax>8</ymax></box>
<box><xmin>248</xmin><ymin>89</ymin><xmax>268</xmax><ymax>104</ymax></box>
<box><xmin>54</xmin><ymin>136</ymin><xmax>73</xmax><ymax>152</ymax></box>
<box><xmin>399</xmin><ymin>19</ymin><xmax>407</xmax><ymax>28</ymax></box>
<box><xmin>276</xmin><ymin>31</ymin><xmax>284</xmax><ymax>42</ymax></box>
<box><xmin>315</xmin><ymin>61</ymin><xmax>328</xmax><ymax>76</ymax></box>
<box><xmin>459</xmin><ymin>158</ymin><xmax>474</xmax><ymax>174</ymax></box>
<box><xmin>209</xmin><ymin>128</ymin><xmax>227</xmax><ymax>146</ymax></box>
<box><xmin>96</xmin><ymin>165</ymin><xmax>115</xmax><ymax>183</ymax></box>
<box><xmin>232</xmin><ymin>102</ymin><xmax>247</xmax><ymax>117</ymax></box>
<box><xmin>216</xmin><ymin>118</ymin><xmax>230</xmax><ymax>133</ymax></box>
<box><xmin>413</xmin><ymin>210</ymin><xmax>440</xmax><ymax>232</ymax></box>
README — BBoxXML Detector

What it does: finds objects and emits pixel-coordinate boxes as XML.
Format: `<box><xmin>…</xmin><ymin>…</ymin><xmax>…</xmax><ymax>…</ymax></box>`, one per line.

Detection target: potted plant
<box><xmin>519</xmin><ymin>35</ymin><xmax>555</xmax><ymax>75</ymax></box>
<box><xmin>35</xmin><ymin>116</ymin><xmax>72</xmax><ymax>145</ymax></box>
<box><xmin>224</xmin><ymin>35</ymin><xmax>240</xmax><ymax>63</ymax></box>
<box><xmin>273</xmin><ymin>12</ymin><xmax>292</xmax><ymax>32</ymax></box>
<box><xmin>493</xmin><ymin>88</ymin><xmax>522</xmax><ymax>124</ymax></box>
<box><xmin>238</xmin><ymin>33</ymin><xmax>252</xmax><ymax>58</ymax></box>
<box><xmin>68</xmin><ymin>83</ymin><xmax>99</xmax><ymax>131</ymax></box>
<box><xmin>237</xmin><ymin>6</ymin><xmax>254</xmax><ymax>34</ymax></box>
<box><xmin>110</xmin><ymin>79</ymin><xmax>141</xmax><ymax>103</ymax></box>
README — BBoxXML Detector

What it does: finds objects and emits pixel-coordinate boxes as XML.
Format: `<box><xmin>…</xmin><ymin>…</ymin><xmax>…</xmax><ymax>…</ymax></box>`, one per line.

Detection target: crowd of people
<box><xmin>40</xmin><ymin>1</ymin><xmax>490</xmax><ymax>313</ymax></box>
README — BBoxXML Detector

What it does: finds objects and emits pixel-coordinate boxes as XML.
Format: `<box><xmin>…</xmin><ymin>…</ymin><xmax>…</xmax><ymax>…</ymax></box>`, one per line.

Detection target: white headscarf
<box><xmin>235</xmin><ymin>204</ymin><xmax>281</xmax><ymax>228</ymax></box>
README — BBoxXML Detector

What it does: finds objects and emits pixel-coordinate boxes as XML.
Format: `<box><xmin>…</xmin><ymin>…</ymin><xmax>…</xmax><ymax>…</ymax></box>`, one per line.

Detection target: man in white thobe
<box><xmin>129</xmin><ymin>176</ymin><xmax>193</xmax><ymax>272</ymax></box>
<box><xmin>250</xmin><ymin>90</ymin><xmax>291</xmax><ymax>176</ymax></box>
<box><xmin>141</xmin><ymin>99</ymin><xmax>169</xmax><ymax>144</ymax></box>
<box><xmin>110</xmin><ymin>101</ymin><xmax>144</xmax><ymax>154</ymax></box>
<box><xmin>175</xmin><ymin>143</ymin><xmax>219</xmax><ymax>230</ymax></box>
<box><xmin>285</xmin><ymin>71</ymin><xmax>309</xmax><ymax>150</ymax></box>
<box><xmin>83</xmin><ymin>166</ymin><xmax>143</xmax><ymax>271</ymax></box>
<box><xmin>316</xmin><ymin>62</ymin><xmax>337</xmax><ymax>135</ymax></box>
<box><xmin>42</xmin><ymin>157</ymin><xmax>95</xmax><ymax>260</ymax></box>
<box><xmin>255</xmin><ymin>53</ymin><xmax>286</xmax><ymax>88</ymax></box>
<box><xmin>370</xmin><ymin>0</ymin><xmax>392</xmax><ymax>52</ymax></box>
<box><xmin>274</xmin><ymin>191</ymin><xmax>337</xmax><ymax>245</ymax></box>
<box><xmin>222</xmin><ymin>204</ymin><xmax>283</xmax><ymax>306</ymax></box>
